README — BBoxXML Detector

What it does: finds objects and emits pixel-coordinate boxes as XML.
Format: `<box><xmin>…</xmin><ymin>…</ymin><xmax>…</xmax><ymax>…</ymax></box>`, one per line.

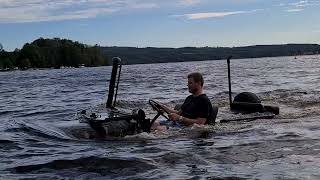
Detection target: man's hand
<box><xmin>157</xmin><ymin>103</ymin><xmax>166</xmax><ymax>112</ymax></box>
<box><xmin>153</xmin><ymin>101</ymin><xmax>180</xmax><ymax>115</ymax></box>
<box><xmin>168</xmin><ymin>113</ymin><xmax>180</xmax><ymax>121</ymax></box>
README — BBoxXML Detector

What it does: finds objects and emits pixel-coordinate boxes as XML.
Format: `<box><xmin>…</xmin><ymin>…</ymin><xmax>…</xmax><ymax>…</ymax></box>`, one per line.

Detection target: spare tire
<box><xmin>234</xmin><ymin>92</ymin><xmax>261</xmax><ymax>103</ymax></box>
<box><xmin>231</xmin><ymin>92</ymin><xmax>263</xmax><ymax>113</ymax></box>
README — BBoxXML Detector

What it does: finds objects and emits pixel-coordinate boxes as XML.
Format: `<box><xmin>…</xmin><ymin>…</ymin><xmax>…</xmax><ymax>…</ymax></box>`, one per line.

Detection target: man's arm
<box><xmin>168</xmin><ymin>113</ymin><xmax>206</xmax><ymax>125</ymax></box>
<box><xmin>159</xmin><ymin>103</ymin><xmax>180</xmax><ymax>114</ymax></box>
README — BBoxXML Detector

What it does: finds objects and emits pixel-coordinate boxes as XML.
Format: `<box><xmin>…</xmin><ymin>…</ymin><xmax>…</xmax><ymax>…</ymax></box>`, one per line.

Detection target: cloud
<box><xmin>286</xmin><ymin>8</ymin><xmax>304</xmax><ymax>12</ymax></box>
<box><xmin>0</xmin><ymin>0</ymin><xmax>159</xmax><ymax>23</ymax></box>
<box><xmin>175</xmin><ymin>9</ymin><xmax>262</xmax><ymax>20</ymax></box>
<box><xmin>284</xmin><ymin>0</ymin><xmax>309</xmax><ymax>12</ymax></box>
<box><xmin>182</xmin><ymin>11</ymin><xmax>245</xmax><ymax>19</ymax></box>
<box><xmin>180</xmin><ymin>0</ymin><xmax>202</xmax><ymax>6</ymax></box>
<box><xmin>283</xmin><ymin>0</ymin><xmax>320</xmax><ymax>12</ymax></box>
<box><xmin>130</xmin><ymin>3</ymin><xmax>158</xmax><ymax>9</ymax></box>
<box><xmin>0</xmin><ymin>7</ymin><xmax>117</xmax><ymax>23</ymax></box>
<box><xmin>289</xmin><ymin>0</ymin><xmax>310</xmax><ymax>8</ymax></box>
<box><xmin>1</xmin><ymin>0</ymin><xmax>318</xmax><ymax>23</ymax></box>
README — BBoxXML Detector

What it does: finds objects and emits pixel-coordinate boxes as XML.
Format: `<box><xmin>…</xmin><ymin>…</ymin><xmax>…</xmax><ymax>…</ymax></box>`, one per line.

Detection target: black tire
<box><xmin>234</xmin><ymin>92</ymin><xmax>261</xmax><ymax>103</ymax></box>
<box><xmin>232</xmin><ymin>92</ymin><xmax>263</xmax><ymax>113</ymax></box>
<box><xmin>263</xmin><ymin>105</ymin><xmax>280</xmax><ymax>115</ymax></box>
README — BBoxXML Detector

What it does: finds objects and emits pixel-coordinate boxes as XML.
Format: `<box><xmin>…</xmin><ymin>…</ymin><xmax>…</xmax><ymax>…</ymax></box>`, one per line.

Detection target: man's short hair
<box><xmin>188</xmin><ymin>72</ymin><xmax>204</xmax><ymax>87</ymax></box>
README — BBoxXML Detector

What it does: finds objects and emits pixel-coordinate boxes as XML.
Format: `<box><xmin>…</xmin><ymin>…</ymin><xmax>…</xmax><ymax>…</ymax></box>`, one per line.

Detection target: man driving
<box><xmin>152</xmin><ymin>72</ymin><xmax>217</xmax><ymax>131</ymax></box>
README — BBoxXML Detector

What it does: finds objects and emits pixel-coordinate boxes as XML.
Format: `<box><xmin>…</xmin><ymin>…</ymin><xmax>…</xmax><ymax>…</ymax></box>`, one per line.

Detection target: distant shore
<box><xmin>0</xmin><ymin>65</ymin><xmax>87</xmax><ymax>72</ymax></box>
<box><xmin>1</xmin><ymin>38</ymin><xmax>320</xmax><ymax>71</ymax></box>
<box><xmin>101</xmin><ymin>44</ymin><xmax>320</xmax><ymax>65</ymax></box>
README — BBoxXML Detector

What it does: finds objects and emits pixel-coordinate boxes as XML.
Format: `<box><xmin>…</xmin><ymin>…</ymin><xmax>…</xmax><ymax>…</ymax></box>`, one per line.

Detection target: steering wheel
<box><xmin>149</xmin><ymin>100</ymin><xmax>170</xmax><ymax>121</ymax></box>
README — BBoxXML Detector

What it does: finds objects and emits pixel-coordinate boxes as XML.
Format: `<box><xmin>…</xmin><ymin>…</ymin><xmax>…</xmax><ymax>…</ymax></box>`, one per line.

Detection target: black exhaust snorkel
<box><xmin>106</xmin><ymin>57</ymin><xmax>122</xmax><ymax>108</ymax></box>
<box><xmin>86</xmin><ymin>57</ymin><xmax>152</xmax><ymax>136</ymax></box>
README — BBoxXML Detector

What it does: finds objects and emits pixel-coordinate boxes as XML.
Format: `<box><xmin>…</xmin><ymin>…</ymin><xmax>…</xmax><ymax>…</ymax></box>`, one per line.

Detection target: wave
<box><xmin>0</xmin><ymin>139</ymin><xmax>15</xmax><ymax>144</ymax></box>
<box><xmin>0</xmin><ymin>109</ymin><xmax>26</xmax><ymax>116</ymax></box>
<box><xmin>16</xmin><ymin>109</ymin><xmax>72</xmax><ymax>118</ymax></box>
<box><xmin>0</xmin><ymin>138</ymin><xmax>23</xmax><ymax>151</ymax></box>
<box><xmin>9</xmin><ymin>156</ymin><xmax>156</xmax><ymax>176</ymax></box>
<box><xmin>12</xmin><ymin>120</ymin><xmax>72</xmax><ymax>141</ymax></box>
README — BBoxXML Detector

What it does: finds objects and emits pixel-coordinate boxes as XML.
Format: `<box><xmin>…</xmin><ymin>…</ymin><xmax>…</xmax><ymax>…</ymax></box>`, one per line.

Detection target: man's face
<box><xmin>188</xmin><ymin>77</ymin><xmax>199</xmax><ymax>94</ymax></box>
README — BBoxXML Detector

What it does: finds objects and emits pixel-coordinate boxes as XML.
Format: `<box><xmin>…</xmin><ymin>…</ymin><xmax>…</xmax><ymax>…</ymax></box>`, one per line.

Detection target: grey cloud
<box><xmin>0</xmin><ymin>0</ymin><xmax>161</xmax><ymax>23</ymax></box>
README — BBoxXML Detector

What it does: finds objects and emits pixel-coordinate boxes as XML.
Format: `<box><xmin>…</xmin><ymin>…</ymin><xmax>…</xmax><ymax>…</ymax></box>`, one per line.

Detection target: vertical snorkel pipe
<box><xmin>106</xmin><ymin>57</ymin><xmax>122</xmax><ymax>108</ymax></box>
<box><xmin>227</xmin><ymin>56</ymin><xmax>233</xmax><ymax>109</ymax></box>
<box><xmin>113</xmin><ymin>61</ymin><xmax>122</xmax><ymax>107</ymax></box>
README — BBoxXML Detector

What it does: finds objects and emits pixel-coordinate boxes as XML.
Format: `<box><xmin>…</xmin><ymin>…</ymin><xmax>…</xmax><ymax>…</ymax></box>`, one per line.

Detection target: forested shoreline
<box><xmin>0</xmin><ymin>38</ymin><xmax>109</xmax><ymax>70</ymax></box>
<box><xmin>1</xmin><ymin>38</ymin><xmax>320</xmax><ymax>70</ymax></box>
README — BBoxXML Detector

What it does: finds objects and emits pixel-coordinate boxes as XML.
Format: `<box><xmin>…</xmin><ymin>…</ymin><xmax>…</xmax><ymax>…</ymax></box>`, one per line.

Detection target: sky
<box><xmin>0</xmin><ymin>0</ymin><xmax>320</xmax><ymax>51</ymax></box>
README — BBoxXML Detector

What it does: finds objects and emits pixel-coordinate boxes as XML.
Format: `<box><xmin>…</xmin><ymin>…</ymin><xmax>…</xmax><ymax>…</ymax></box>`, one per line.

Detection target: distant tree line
<box><xmin>101</xmin><ymin>44</ymin><xmax>320</xmax><ymax>64</ymax></box>
<box><xmin>0</xmin><ymin>38</ymin><xmax>109</xmax><ymax>70</ymax></box>
<box><xmin>1</xmin><ymin>38</ymin><xmax>320</xmax><ymax>70</ymax></box>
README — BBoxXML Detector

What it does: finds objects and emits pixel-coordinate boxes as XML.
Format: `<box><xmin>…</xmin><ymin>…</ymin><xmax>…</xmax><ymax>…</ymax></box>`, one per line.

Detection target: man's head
<box><xmin>187</xmin><ymin>72</ymin><xmax>204</xmax><ymax>94</ymax></box>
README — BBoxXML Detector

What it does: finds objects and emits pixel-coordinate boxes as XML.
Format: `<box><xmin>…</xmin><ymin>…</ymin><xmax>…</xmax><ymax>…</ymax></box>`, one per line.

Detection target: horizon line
<box><xmin>2</xmin><ymin>37</ymin><xmax>320</xmax><ymax>52</ymax></box>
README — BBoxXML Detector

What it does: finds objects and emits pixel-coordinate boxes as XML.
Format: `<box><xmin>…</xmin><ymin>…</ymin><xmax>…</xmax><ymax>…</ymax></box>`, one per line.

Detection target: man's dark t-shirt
<box><xmin>180</xmin><ymin>94</ymin><xmax>214</xmax><ymax>124</ymax></box>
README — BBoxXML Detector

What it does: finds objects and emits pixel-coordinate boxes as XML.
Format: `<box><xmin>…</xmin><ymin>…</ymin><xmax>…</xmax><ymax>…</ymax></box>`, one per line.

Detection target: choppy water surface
<box><xmin>1</xmin><ymin>55</ymin><xmax>320</xmax><ymax>179</ymax></box>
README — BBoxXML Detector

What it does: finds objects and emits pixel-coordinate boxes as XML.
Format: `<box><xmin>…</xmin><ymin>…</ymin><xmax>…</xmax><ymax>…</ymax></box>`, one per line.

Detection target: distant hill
<box><xmin>101</xmin><ymin>44</ymin><xmax>320</xmax><ymax>64</ymax></box>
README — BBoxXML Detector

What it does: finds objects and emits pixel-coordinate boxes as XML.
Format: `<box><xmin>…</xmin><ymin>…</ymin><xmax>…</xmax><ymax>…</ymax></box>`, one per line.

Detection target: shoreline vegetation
<box><xmin>1</xmin><ymin>37</ymin><xmax>320</xmax><ymax>71</ymax></box>
<box><xmin>0</xmin><ymin>38</ymin><xmax>109</xmax><ymax>71</ymax></box>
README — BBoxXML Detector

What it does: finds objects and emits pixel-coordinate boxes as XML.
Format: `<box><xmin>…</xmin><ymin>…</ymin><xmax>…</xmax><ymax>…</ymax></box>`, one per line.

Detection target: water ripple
<box><xmin>1</xmin><ymin>55</ymin><xmax>320</xmax><ymax>179</ymax></box>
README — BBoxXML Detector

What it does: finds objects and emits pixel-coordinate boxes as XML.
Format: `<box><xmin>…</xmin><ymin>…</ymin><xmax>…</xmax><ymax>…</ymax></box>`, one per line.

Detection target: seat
<box><xmin>205</xmin><ymin>105</ymin><xmax>218</xmax><ymax>125</ymax></box>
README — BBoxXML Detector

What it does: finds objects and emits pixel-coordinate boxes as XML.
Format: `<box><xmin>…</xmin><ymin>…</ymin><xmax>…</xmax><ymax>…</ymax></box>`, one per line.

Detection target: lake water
<box><xmin>1</xmin><ymin>55</ymin><xmax>320</xmax><ymax>179</ymax></box>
